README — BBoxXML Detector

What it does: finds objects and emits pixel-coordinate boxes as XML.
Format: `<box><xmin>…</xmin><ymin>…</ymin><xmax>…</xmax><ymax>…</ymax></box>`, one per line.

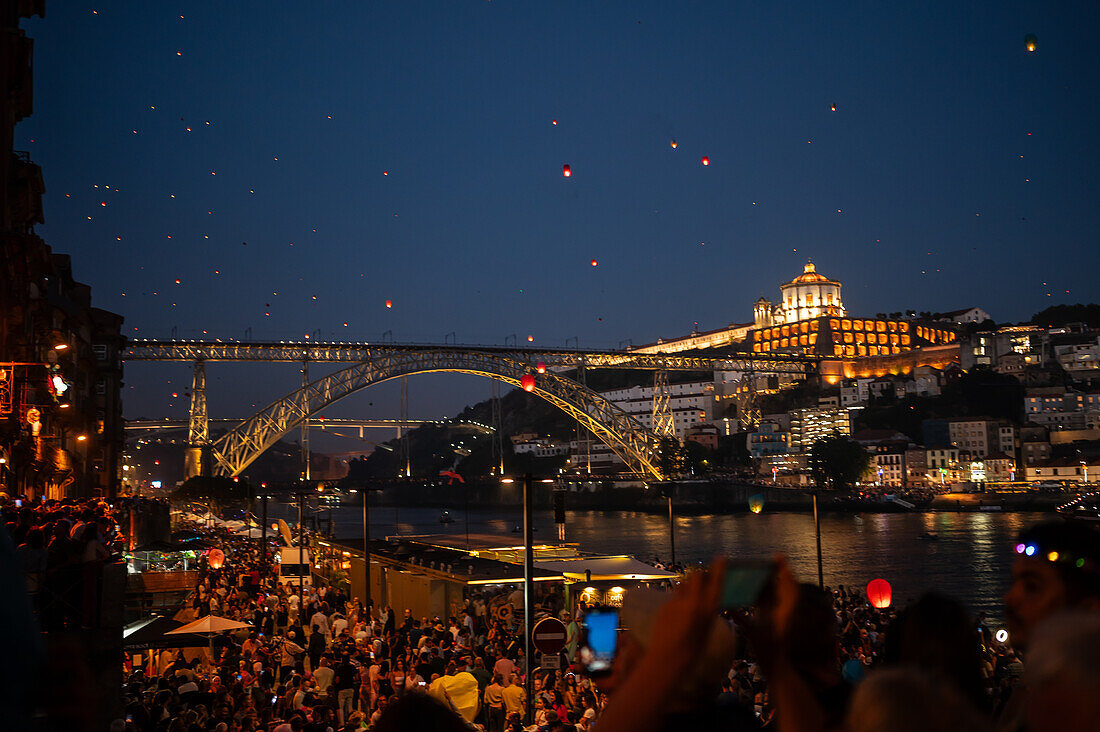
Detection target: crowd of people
<box><xmin>4</xmin><ymin>492</ymin><xmax>1098</xmax><ymax>731</ymax></box>
<box><xmin>113</xmin><ymin>519</ymin><xmax>610</xmax><ymax>732</ymax></box>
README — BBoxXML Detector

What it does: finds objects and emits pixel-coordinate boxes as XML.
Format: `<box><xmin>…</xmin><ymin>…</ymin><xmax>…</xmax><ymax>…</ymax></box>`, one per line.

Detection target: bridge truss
<box><xmin>123</xmin><ymin>340</ymin><xmax>819</xmax><ymax>481</ymax></box>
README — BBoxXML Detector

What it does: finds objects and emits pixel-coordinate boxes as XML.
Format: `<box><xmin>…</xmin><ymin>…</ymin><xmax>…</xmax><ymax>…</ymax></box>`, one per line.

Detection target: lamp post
<box><xmin>362</xmin><ymin>486</ymin><xmax>372</xmax><ymax>611</ymax></box>
<box><xmin>667</xmin><ymin>492</ymin><xmax>676</xmax><ymax>566</ymax></box>
<box><xmin>260</xmin><ymin>488</ymin><xmax>268</xmax><ymax>567</ymax></box>
<box><xmin>298</xmin><ymin>488</ymin><xmax>305</xmax><ymax>592</ymax></box>
<box><xmin>502</xmin><ymin>474</ymin><xmax>535</xmax><ymax>722</ymax></box>
<box><xmin>812</xmin><ymin>491</ymin><xmax>824</xmax><ymax>589</ymax></box>
<box><xmin>522</xmin><ymin>472</ymin><xmax>534</xmax><ymax>724</ymax></box>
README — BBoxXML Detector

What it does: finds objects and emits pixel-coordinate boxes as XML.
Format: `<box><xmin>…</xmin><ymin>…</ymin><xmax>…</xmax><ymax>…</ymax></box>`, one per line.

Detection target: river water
<box><xmin>267</xmin><ymin>502</ymin><xmax>1048</xmax><ymax>627</ymax></box>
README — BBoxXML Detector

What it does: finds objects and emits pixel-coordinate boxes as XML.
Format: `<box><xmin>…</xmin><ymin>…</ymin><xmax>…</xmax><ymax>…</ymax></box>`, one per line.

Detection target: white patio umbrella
<box><xmin>166</xmin><ymin>615</ymin><xmax>251</xmax><ymax>656</ymax></box>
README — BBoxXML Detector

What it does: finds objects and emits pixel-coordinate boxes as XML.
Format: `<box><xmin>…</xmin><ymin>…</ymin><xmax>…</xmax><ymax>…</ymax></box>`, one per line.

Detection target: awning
<box><xmin>533</xmin><ymin>556</ymin><xmax>678</xmax><ymax>581</ymax></box>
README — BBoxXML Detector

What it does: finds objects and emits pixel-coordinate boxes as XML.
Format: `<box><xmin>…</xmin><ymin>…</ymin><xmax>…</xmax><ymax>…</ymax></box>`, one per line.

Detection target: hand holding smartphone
<box><xmin>579</xmin><ymin>609</ymin><xmax>619</xmax><ymax>675</ymax></box>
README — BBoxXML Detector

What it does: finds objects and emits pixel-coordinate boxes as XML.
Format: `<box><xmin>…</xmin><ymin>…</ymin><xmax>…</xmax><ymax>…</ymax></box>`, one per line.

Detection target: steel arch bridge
<box><xmin>207</xmin><ymin>349</ymin><xmax>669</xmax><ymax>479</ymax></box>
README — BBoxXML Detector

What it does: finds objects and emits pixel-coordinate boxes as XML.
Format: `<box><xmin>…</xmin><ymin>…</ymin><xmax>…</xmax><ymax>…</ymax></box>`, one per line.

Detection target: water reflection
<box><xmin>269</xmin><ymin>502</ymin><xmax>1045</xmax><ymax>625</ymax></box>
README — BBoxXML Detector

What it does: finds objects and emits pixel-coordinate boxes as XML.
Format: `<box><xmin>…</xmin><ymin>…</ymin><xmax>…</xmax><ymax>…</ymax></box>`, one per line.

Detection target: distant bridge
<box><xmin>123</xmin><ymin>339</ymin><xmax>821</xmax><ymax>480</ymax></box>
<box><xmin>125</xmin><ymin>417</ymin><xmax>489</xmax><ymax>433</ymax></box>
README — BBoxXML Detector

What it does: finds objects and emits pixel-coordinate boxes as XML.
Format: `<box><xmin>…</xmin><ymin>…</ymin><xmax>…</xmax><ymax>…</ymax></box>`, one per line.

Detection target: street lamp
<box><xmin>501</xmin><ymin>474</ymin><xmax>546</xmax><ymax>722</ymax></box>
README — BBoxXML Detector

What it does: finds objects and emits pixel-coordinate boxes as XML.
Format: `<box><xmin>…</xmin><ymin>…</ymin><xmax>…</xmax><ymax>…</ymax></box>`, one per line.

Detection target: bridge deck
<box><xmin>122</xmin><ymin>339</ymin><xmax>820</xmax><ymax>373</ymax></box>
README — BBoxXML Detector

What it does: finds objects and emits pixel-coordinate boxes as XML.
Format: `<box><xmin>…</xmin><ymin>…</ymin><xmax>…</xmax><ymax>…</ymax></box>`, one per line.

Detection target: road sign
<box><xmin>540</xmin><ymin>653</ymin><xmax>560</xmax><ymax>669</ymax></box>
<box><xmin>532</xmin><ymin>617</ymin><xmax>568</xmax><ymax>655</ymax></box>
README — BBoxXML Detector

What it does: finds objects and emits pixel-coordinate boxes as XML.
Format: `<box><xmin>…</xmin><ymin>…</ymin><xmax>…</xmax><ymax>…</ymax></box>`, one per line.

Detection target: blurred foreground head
<box><xmin>1024</xmin><ymin>610</ymin><xmax>1100</xmax><ymax>732</ymax></box>
<box><xmin>847</xmin><ymin>667</ymin><xmax>989</xmax><ymax>732</ymax></box>
<box><xmin>1005</xmin><ymin>522</ymin><xmax>1100</xmax><ymax>650</ymax></box>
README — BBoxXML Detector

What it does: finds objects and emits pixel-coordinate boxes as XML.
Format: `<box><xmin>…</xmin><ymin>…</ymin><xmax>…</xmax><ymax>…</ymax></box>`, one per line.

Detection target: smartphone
<box><xmin>579</xmin><ymin>609</ymin><xmax>618</xmax><ymax>675</ymax></box>
<box><xmin>720</xmin><ymin>561</ymin><xmax>775</xmax><ymax>609</ymax></box>
<box><xmin>418</xmin><ymin>681</ymin><xmax>426</xmax><ymax>686</ymax></box>
<box><xmin>14</xmin><ymin>500</ymin><xmax>21</xmax><ymax>508</ymax></box>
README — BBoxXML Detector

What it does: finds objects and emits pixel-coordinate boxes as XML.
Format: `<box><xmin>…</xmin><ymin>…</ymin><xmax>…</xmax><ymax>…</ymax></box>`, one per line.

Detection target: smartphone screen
<box><xmin>580</xmin><ymin>609</ymin><xmax>618</xmax><ymax>674</ymax></box>
<box><xmin>720</xmin><ymin>562</ymin><xmax>774</xmax><ymax>609</ymax></box>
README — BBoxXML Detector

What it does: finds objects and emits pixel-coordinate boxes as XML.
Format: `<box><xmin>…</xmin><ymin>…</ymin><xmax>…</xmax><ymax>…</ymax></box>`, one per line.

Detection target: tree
<box><xmin>1031</xmin><ymin>303</ymin><xmax>1100</xmax><ymax>329</ymax></box>
<box><xmin>657</xmin><ymin>437</ymin><xmax>686</xmax><ymax>478</ymax></box>
<box><xmin>808</xmin><ymin>435</ymin><xmax>871</xmax><ymax>492</ymax></box>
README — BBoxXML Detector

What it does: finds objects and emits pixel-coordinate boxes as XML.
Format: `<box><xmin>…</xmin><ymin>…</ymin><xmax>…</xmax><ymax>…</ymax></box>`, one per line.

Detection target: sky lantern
<box><xmin>701</xmin><ymin>156</ymin><xmax>710</xmax><ymax>166</ymax></box>
<box><xmin>590</xmin><ymin>259</ymin><xmax>598</xmax><ymax>267</ymax></box>
<box><xmin>527</xmin><ymin>335</ymin><xmax>534</xmax><ymax>342</ymax></box>
<box><xmin>536</xmin><ymin>361</ymin><xmax>547</xmax><ymax>374</ymax></box>
<box><xmin>520</xmin><ymin>374</ymin><xmax>536</xmax><ymax>392</ymax></box>
<box><xmin>830</xmin><ymin>103</ymin><xmax>837</xmax><ymax>112</ymax></box>
<box><xmin>749</xmin><ymin>494</ymin><xmax>764</xmax><ymax>514</ymax></box>
<box><xmin>207</xmin><ymin>548</ymin><xmax>225</xmax><ymax>570</ymax></box>
<box><xmin>562</xmin><ymin>164</ymin><xmax>571</xmax><ymax>177</ymax></box>
<box><xmin>1025</xmin><ymin>33</ymin><xmax>1038</xmax><ymax>52</ymax></box>
<box><xmin>670</xmin><ymin>139</ymin><xmax>677</xmax><ymax>149</ymax></box>
<box><xmin>866</xmin><ymin>578</ymin><xmax>892</xmax><ymax>609</ymax></box>
<box><xmin>385</xmin><ymin>299</ymin><xmax>392</xmax><ymax>308</ymax></box>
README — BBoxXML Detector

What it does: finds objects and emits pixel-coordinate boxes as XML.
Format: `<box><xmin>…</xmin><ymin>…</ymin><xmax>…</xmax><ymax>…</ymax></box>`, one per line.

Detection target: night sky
<box><xmin>18</xmin><ymin>2</ymin><xmax>1100</xmax><ymax>440</ymax></box>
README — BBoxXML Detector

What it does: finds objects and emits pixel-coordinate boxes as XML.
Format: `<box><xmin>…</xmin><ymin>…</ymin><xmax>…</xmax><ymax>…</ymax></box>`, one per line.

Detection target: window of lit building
<box><xmin>781</xmin><ymin>338</ymin><xmax>788</xmax><ymax>347</ymax></box>
<box><xmin>890</xmin><ymin>334</ymin><xmax>899</xmax><ymax>345</ymax></box>
<box><xmin>801</xmin><ymin>322</ymin><xmax>809</xmax><ymax>333</ymax></box>
<box><xmin>869</xmin><ymin>345</ymin><xmax>879</xmax><ymax>356</ymax></box>
<box><xmin>900</xmin><ymin>322</ymin><xmax>909</xmax><ymax>333</ymax></box>
<box><xmin>809</xmin><ymin>333</ymin><xmax>817</xmax><ymax>344</ymax></box>
<box><xmin>901</xmin><ymin>334</ymin><xmax>910</xmax><ymax>345</ymax></box>
<box><xmin>853</xmin><ymin>319</ymin><xmax>863</xmax><ymax>331</ymax></box>
<box><xmin>845</xmin><ymin>345</ymin><xmax>855</xmax><ymax>357</ymax></box>
<box><xmin>858</xmin><ymin>345</ymin><xmax>867</xmax><ymax>356</ymax></box>
<box><xmin>753</xmin><ymin>343</ymin><xmax>761</xmax><ymax>352</ymax></box>
<box><xmin>830</xmin><ymin>319</ymin><xmax>839</xmax><ymax>330</ymax></box>
<box><xmin>827</xmin><ymin>293</ymin><xmax>834</xmax><ymax>305</ymax></box>
<box><xmin>782</xmin><ymin>325</ymin><xmax>790</xmax><ymax>337</ymax></box>
<box><xmin>888</xmin><ymin>322</ymin><xmax>897</xmax><ymax>332</ymax></box>
<box><xmin>844</xmin><ymin>332</ymin><xmax>853</xmax><ymax>344</ymax></box>
<box><xmin>892</xmin><ymin>346</ymin><xmax>901</xmax><ymax>354</ymax></box>
<box><xmin>810</xmin><ymin>320</ymin><xmax>819</xmax><ymax>331</ymax></box>
<box><xmin>842</xmin><ymin>319</ymin><xmax>851</xmax><ymax>331</ymax></box>
<box><xmin>855</xmin><ymin>332</ymin><xmax>865</xmax><ymax>344</ymax></box>
<box><xmin>877</xmin><ymin>321</ymin><xmax>886</xmax><ymax>333</ymax></box>
<box><xmin>834</xmin><ymin>345</ymin><xmax>844</xmax><ymax>356</ymax></box>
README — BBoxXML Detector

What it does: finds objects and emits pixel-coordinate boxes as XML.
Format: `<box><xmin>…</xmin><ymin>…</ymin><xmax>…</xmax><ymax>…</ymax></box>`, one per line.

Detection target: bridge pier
<box><xmin>185</xmin><ymin>360</ymin><xmax>209</xmax><ymax>479</ymax></box>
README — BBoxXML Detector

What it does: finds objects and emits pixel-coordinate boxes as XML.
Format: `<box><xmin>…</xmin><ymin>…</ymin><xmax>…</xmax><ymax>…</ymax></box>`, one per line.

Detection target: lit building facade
<box><xmin>754</xmin><ymin>261</ymin><xmax>845</xmax><ymax>327</ymax></box>
<box><xmin>789</xmin><ymin>406</ymin><xmax>851</xmax><ymax>451</ymax></box>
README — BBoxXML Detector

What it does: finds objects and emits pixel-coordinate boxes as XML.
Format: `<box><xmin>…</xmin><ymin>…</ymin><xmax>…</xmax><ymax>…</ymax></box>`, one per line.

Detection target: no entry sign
<box><xmin>532</xmin><ymin>617</ymin><xmax>568</xmax><ymax>655</ymax></box>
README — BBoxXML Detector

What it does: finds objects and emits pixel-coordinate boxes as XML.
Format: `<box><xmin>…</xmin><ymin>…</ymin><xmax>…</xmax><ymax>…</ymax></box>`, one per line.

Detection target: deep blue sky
<box><xmin>19</xmin><ymin>2</ymin><xmax>1100</xmax><ymax>437</ymax></box>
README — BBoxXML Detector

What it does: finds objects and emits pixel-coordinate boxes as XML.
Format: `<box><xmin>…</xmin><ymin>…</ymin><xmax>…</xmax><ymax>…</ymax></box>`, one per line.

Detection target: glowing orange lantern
<box><xmin>385</xmin><ymin>300</ymin><xmax>392</xmax><ymax>308</ymax></box>
<box><xmin>749</xmin><ymin>494</ymin><xmax>764</xmax><ymax>514</ymax></box>
<box><xmin>1025</xmin><ymin>34</ymin><xmax>1037</xmax><ymax>52</ymax></box>
<box><xmin>208</xmin><ymin>548</ymin><xmax>225</xmax><ymax>570</ymax></box>
<box><xmin>562</xmin><ymin>164</ymin><xmax>571</xmax><ymax>177</ymax></box>
<box><xmin>701</xmin><ymin>156</ymin><xmax>710</xmax><ymax>166</ymax></box>
<box><xmin>866</xmin><ymin>578</ymin><xmax>892</xmax><ymax>609</ymax></box>
<box><xmin>520</xmin><ymin>374</ymin><xmax>536</xmax><ymax>392</ymax></box>
<box><xmin>590</xmin><ymin>259</ymin><xmax>598</xmax><ymax>267</ymax></box>
<box><xmin>536</xmin><ymin>362</ymin><xmax>547</xmax><ymax>374</ymax></box>
<box><xmin>670</xmin><ymin>140</ymin><xmax>677</xmax><ymax>149</ymax></box>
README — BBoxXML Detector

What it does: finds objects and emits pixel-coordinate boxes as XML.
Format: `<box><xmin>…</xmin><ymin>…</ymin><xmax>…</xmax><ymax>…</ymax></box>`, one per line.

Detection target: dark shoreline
<box><xmin>348</xmin><ymin>479</ymin><xmax>1065</xmax><ymax>516</ymax></box>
